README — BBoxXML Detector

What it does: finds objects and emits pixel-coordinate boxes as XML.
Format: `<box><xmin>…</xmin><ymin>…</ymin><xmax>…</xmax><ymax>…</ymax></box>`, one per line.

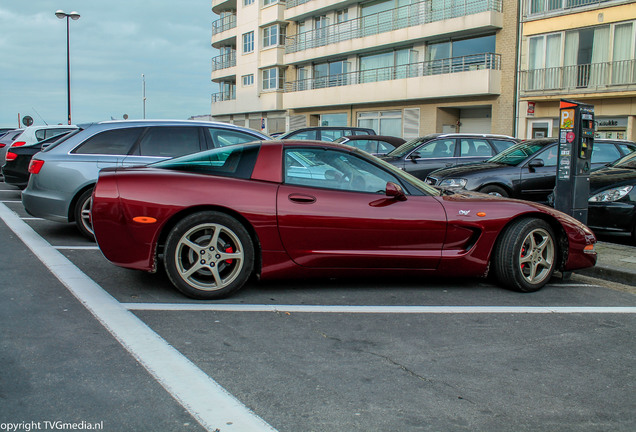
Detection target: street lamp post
<box><xmin>55</xmin><ymin>10</ymin><xmax>80</xmax><ymax>125</ymax></box>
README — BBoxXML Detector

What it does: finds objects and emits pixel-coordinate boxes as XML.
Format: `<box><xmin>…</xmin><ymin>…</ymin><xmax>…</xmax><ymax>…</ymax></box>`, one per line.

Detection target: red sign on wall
<box><xmin>527</xmin><ymin>101</ymin><xmax>535</xmax><ymax>116</ymax></box>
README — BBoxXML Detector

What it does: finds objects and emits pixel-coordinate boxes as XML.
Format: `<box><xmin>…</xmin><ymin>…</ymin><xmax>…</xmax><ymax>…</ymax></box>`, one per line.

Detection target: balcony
<box><xmin>286</xmin><ymin>0</ymin><xmax>311</xmax><ymax>8</ymax></box>
<box><xmin>212</xmin><ymin>15</ymin><xmax>236</xmax><ymax>36</ymax></box>
<box><xmin>284</xmin><ymin>53</ymin><xmax>501</xmax><ymax>108</ymax></box>
<box><xmin>285</xmin><ymin>0</ymin><xmax>503</xmax><ymax>54</ymax></box>
<box><xmin>520</xmin><ymin>59</ymin><xmax>636</xmax><ymax>95</ymax></box>
<box><xmin>212</xmin><ymin>90</ymin><xmax>236</xmax><ymax>103</ymax></box>
<box><xmin>522</xmin><ymin>0</ymin><xmax>632</xmax><ymax>20</ymax></box>
<box><xmin>211</xmin><ymin>52</ymin><xmax>237</xmax><ymax>72</ymax></box>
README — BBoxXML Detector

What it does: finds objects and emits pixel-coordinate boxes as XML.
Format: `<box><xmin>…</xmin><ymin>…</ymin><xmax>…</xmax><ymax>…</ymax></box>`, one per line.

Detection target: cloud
<box><xmin>0</xmin><ymin>0</ymin><xmax>212</xmax><ymax>126</ymax></box>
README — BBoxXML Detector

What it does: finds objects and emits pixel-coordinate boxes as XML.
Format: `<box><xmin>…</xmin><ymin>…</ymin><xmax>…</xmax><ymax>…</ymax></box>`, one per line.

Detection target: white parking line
<box><xmin>0</xmin><ymin>203</ymin><xmax>277</xmax><ymax>432</ymax></box>
<box><xmin>124</xmin><ymin>303</ymin><xmax>636</xmax><ymax>314</ymax></box>
<box><xmin>0</xmin><ymin>200</ymin><xmax>20</xmax><ymax>203</ymax></box>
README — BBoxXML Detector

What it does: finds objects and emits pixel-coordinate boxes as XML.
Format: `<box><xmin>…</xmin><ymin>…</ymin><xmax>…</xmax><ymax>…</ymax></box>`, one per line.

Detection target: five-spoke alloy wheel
<box><xmin>493</xmin><ymin>218</ymin><xmax>557</xmax><ymax>292</ymax></box>
<box><xmin>164</xmin><ymin>211</ymin><xmax>254</xmax><ymax>299</ymax></box>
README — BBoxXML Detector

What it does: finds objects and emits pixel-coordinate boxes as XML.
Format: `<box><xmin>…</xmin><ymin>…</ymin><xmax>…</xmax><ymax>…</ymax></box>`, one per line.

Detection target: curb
<box><xmin>576</xmin><ymin>266</ymin><xmax>636</xmax><ymax>286</ymax></box>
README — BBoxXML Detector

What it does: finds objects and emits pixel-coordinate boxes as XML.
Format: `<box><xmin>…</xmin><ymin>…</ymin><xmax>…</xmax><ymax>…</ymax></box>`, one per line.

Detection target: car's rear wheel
<box><xmin>74</xmin><ymin>188</ymin><xmax>95</xmax><ymax>241</ymax></box>
<box><xmin>479</xmin><ymin>185</ymin><xmax>508</xmax><ymax>197</ymax></box>
<box><xmin>164</xmin><ymin>211</ymin><xmax>254</xmax><ymax>299</ymax></box>
<box><xmin>493</xmin><ymin>218</ymin><xmax>556</xmax><ymax>292</ymax></box>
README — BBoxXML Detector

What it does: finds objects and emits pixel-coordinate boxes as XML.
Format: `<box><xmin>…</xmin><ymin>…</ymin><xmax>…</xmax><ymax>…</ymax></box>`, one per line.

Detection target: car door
<box><xmin>457</xmin><ymin>138</ymin><xmax>495</xmax><ymax>167</ymax></box>
<box><xmin>277</xmin><ymin>147</ymin><xmax>447</xmax><ymax>269</ymax></box>
<box><xmin>402</xmin><ymin>138</ymin><xmax>457</xmax><ymax>179</ymax></box>
<box><xmin>518</xmin><ymin>144</ymin><xmax>559</xmax><ymax>202</ymax></box>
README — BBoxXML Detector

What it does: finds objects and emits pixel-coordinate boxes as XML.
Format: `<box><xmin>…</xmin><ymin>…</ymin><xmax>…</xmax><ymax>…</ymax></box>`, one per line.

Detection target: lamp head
<box><xmin>69</xmin><ymin>11</ymin><xmax>80</xmax><ymax>20</ymax></box>
<box><xmin>55</xmin><ymin>10</ymin><xmax>66</xmax><ymax>19</ymax></box>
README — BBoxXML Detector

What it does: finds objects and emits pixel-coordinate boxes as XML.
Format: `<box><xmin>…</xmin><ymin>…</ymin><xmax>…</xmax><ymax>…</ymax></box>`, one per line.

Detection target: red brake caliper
<box><xmin>520</xmin><ymin>245</ymin><xmax>527</xmax><ymax>269</ymax></box>
<box><xmin>225</xmin><ymin>246</ymin><xmax>233</xmax><ymax>264</ymax></box>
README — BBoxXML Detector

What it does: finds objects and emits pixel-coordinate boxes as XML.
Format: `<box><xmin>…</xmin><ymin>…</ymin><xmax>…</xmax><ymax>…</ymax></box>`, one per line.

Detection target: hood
<box><xmin>590</xmin><ymin>166</ymin><xmax>636</xmax><ymax>193</ymax></box>
<box><xmin>428</xmin><ymin>161</ymin><xmax>506</xmax><ymax>179</ymax></box>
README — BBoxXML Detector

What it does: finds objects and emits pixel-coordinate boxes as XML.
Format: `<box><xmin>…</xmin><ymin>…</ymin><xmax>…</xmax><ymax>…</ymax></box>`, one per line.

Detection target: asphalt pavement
<box><xmin>577</xmin><ymin>240</ymin><xmax>636</xmax><ymax>286</ymax></box>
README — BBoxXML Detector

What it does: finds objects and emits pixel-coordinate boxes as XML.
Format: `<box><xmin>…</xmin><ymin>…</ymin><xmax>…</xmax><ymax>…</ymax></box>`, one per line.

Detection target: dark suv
<box><xmin>278</xmin><ymin>126</ymin><xmax>375</xmax><ymax>142</ymax></box>
<box><xmin>381</xmin><ymin>133</ymin><xmax>518</xmax><ymax>179</ymax></box>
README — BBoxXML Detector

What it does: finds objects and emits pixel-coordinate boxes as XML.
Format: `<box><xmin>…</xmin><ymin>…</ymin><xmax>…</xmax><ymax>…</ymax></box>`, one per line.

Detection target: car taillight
<box><xmin>11</xmin><ymin>141</ymin><xmax>26</xmax><ymax>148</ymax></box>
<box><xmin>5</xmin><ymin>152</ymin><xmax>18</xmax><ymax>161</ymax></box>
<box><xmin>28</xmin><ymin>159</ymin><xmax>45</xmax><ymax>174</ymax></box>
<box><xmin>0</xmin><ymin>143</ymin><xmax>5</xmax><ymax>148</ymax></box>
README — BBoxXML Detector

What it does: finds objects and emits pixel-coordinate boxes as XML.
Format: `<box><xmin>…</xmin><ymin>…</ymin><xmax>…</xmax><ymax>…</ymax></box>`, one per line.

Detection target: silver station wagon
<box><xmin>22</xmin><ymin>119</ymin><xmax>269</xmax><ymax>239</ymax></box>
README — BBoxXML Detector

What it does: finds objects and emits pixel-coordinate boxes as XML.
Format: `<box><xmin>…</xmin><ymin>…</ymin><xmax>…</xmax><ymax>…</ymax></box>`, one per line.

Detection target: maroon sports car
<box><xmin>91</xmin><ymin>140</ymin><xmax>597</xmax><ymax>299</ymax></box>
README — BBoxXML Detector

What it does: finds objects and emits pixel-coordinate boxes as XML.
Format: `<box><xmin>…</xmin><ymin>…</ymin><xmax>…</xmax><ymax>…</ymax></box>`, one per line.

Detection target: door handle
<box><xmin>288</xmin><ymin>193</ymin><xmax>316</xmax><ymax>204</ymax></box>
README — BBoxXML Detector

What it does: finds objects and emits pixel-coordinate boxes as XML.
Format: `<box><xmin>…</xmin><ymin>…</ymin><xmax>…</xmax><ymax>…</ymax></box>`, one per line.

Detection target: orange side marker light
<box><xmin>133</xmin><ymin>216</ymin><xmax>157</xmax><ymax>224</ymax></box>
<box><xmin>476</xmin><ymin>212</ymin><xmax>486</xmax><ymax>217</ymax></box>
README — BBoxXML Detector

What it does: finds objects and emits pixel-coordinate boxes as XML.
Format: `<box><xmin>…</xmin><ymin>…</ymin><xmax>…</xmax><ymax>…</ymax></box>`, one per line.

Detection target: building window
<box><xmin>242</xmin><ymin>31</ymin><xmax>254</xmax><ymax>53</ymax></box>
<box><xmin>263</xmin><ymin>0</ymin><xmax>279</xmax><ymax>6</ymax></box>
<box><xmin>263</xmin><ymin>24</ymin><xmax>285</xmax><ymax>48</ymax></box>
<box><xmin>357</xmin><ymin>110</ymin><xmax>402</xmax><ymax>137</ymax></box>
<box><xmin>313</xmin><ymin>60</ymin><xmax>349</xmax><ymax>88</ymax></box>
<box><xmin>244</xmin><ymin>0</ymin><xmax>254</xmax><ymax>5</ymax></box>
<box><xmin>242</xmin><ymin>74</ymin><xmax>254</xmax><ymax>86</ymax></box>
<box><xmin>262</xmin><ymin>67</ymin><xmax>283</xmax><ymax>91</ymax></box>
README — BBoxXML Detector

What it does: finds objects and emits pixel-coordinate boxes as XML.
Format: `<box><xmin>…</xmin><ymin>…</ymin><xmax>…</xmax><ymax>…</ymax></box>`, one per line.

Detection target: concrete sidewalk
<box><xmin>576</xmin><ymin>241</ymin><xmax>636</xmax><ymax>286</ymax></box>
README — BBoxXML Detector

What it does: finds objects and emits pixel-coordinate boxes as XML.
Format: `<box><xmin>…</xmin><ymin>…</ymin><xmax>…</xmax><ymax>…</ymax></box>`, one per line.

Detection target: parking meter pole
<box><xmin>554</xmin><ymin>99</ymin><xmax>595</xmax><ymax>224</ymax></box>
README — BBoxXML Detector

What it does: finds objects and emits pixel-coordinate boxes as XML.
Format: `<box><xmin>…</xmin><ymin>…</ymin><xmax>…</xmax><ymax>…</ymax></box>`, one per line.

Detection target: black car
<box><xmin>381</xmin><ymin>133</ymin><xmax>518</xmax><ymax>179</ymax></box>
<box><xmin>2</xmin><ymin>132</ymin><xmax>74</xmax><ymax>189</ymax></box>
<box><xmin>334</xmin><ymin>135</ymin><xmax>405</xmax><ymax>156</ymax></box>
<box><xmin>587</xmin><ymin>151</ymin><xmax>636</xmax><ymax>241</ymax></box>
<box><xmin>278</xmin><ymin>126</ymin><xmax>375</xmax><ymax>141</ymax></box>
<box><xmin>426</xmin><ymin>138</ymin><xmax>636</xmax><ymax>202</ymax></box>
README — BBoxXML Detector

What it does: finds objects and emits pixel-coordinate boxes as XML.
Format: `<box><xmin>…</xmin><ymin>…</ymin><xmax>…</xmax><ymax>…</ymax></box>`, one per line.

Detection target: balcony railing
<box><xmin>521</xmin><ymin>59</ymin><xmax>636</xmax><ymax>93</ymax></box>
<box><xmin>285</xmin><ymin>53</ymin><xmax>501</xmax><ymax>92</ymax></box>
<box><xmin>523</xmin><ymin>0</ymin><xmax>628</xmax><ymax>19</ymax></box>
<box><xmin>212</xmin><ymin>15</ymin><xmax>237</xmax><ymax>36</ymax></box>
<box><xmin>212</xmin><ymin>91</ymin><xmax>236</xmax><ymax>103</ymax></box>
<box><xmin>286</xmin><ymin>0</ymin><xmax>311</xmax><ymax>8</ymax></box>
<box><xmin>285</xmin><ymin>0</ymin><xmax>503</xmax><ymax>54</ymax></box>
<box><xmin>211</xmin><ymin>52</ymin><xmax>236</xmax><ymax>72</ymax></box>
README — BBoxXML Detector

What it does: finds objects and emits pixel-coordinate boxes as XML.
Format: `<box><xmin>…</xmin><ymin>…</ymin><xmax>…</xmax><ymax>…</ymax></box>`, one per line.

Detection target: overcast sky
<box><xmin>0</xmin><ymin>1</ymin><xmax>214</xmax><ymax>128</ymax></box>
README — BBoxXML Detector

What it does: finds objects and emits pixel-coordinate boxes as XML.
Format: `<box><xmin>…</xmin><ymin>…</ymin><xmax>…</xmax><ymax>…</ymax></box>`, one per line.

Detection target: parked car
<box><xmin>278</xmin><ymin>126</ymin><xmax>375</xmax><ymax>141</ymax></box>
<box><xmin>91</xmin><ymin>140</ymin><xmax>596</xmax><ymax>300</ymax></box>
<box><xmin>381</xmin><ymin>133</ymin><xmax>518</xmax><ymax>179</ymax></box>
<box><xmin>2</xmin><ymin>132</ymin><xmax>74</xmax><ymax>189</ymax></box>
<box><xmin>0</xmin><ymin>128</ymin><xmax>15</xmax><ymax>137</ymax></box>
<box><xmin>425</xmin><ymin>138</ymin><xmax>636</xmax><ymax>202</ymax></box>
<box><xmin>22</xmin><ymin>120</ymin><xmax>269</xmax><ymax>239</ymax></box>
<box><xmin>334</xmin><ymin>135</ymin><xmax>405</xmax><ymax>156</ymax></box>
<box><xmin>9</xmin><ymin>124</ymin><xmax>78</xmax><ymax>148</ymax></box>
<box><xmin>0</xmin><ymin>129</ymin><xmax>23</xmax><ymax>170</ymax></box>
<box><xmin>585</xmin><ymin>151</ymin><xmax>636</xmax><ymax>242</ymax></box>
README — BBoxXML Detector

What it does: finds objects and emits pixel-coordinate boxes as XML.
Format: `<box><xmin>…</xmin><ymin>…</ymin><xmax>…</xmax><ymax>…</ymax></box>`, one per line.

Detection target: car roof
<box><xmin>341</xmin><ymin>135</ymin><xmax>406</xmax><ymax>144</ymax></box>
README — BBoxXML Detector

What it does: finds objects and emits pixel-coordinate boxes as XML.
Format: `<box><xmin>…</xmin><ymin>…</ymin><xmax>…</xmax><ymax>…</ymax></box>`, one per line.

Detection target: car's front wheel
<box><xmin>493</xmin><ymin>218</ymin><xmax>556</xmax><ymax>292</ymax></box>
<box><xmin>479</xmin><ymin>185</ymin><xmax>508</xmax><ymax>197</ymax></box>
<box><xmin>163</xmin><ymin>211</ymin><xmax>254</xmax><ymax>299</ymax></box>
<box><xmin>74</xmin><ymin>188</ymin><xmax>95</xmax><ymax>240</ymax></box>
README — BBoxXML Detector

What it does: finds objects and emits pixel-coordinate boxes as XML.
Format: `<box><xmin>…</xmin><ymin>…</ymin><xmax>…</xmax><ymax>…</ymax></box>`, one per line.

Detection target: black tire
<box><xmin>74</xmin><ymin>188</ymin><xmax>95</xmax><ymax>241</ymax></box>
<box><xmin>492</xmin><ymin>218</ymin><xmax>556</xmax><ymax>293</ymax></box>
<box><xmin>163</xmin><ymin>211</ymin><xmax>254</xmax><ymax>299</ymax></box>
<box><xmin>479</xmin><ymin>185</ymin><xmax>509</xmax><ymax>197</ymax></box>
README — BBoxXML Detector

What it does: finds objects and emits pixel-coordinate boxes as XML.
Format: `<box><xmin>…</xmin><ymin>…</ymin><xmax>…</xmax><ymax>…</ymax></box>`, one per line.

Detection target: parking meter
<box><xmin>554</xmin><ymin>99</ymin><xmax>594</xmax><ymax>224</ymax></box>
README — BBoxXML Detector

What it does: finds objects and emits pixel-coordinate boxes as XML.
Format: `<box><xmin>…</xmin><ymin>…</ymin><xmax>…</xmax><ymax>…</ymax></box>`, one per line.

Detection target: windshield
<box><xmin>611</xmin><ymin>151</ymin><xmax>636</xmax><ymax>169</ymax></box>
<box><xmin>487</xmin><ymin>140</ymin><xmax>552</xmax><ymax>166</ymax></box>
<box><xmin>385</xmin><ymin>136</ymin><xmax>430</xmax><ymax>158</ymax></box>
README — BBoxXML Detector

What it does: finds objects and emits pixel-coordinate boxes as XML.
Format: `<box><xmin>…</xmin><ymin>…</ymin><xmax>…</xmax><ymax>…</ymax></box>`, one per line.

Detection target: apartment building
<box><xmin>211</xmin><ymin>0</ymin><xmax>518</xmax><ymax>137</ymax></box>
<box><xmin>518</xmin><ymin>0</ymin><xmax>636</xmax><ymax>141</ymax></box>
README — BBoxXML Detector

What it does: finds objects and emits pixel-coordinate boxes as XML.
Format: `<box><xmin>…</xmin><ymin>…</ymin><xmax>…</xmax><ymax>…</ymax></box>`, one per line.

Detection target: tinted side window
<box><xmin>535</xmin><ymin>146</ymin><xmax>559</xmax><ymax>167</ymax></box>
<box><xmin>619</xmin><ymin>144</ymin><xmax>636</xmax><ymax>155</ymax></box>
<box><xmin>154</xmin><ymin>144</ymin><xmax>260</xmax><ymax>179</ymax></box>
<box><xmin>460</xmin><ymin>139</ymin><xmax>493</xmax><ymax>157</ymax></box>
<box><xmin>284</xmin><ymin>148</ymin><xmax>399</xmax><ymax>193</ymax></box>
<box><xmin>288</xmin><ymin>130</ymin><xmax>318</xmax><ymax>140</ymax></box>
<box><xmin>353</xmin><ymin>130</ymin><xmax>371</xmax><ymax>136</ymax></box>
<box><xmin>492</xmin><ymin>139</ymin><xmax>517</xmax><ymax>153</ymax></box>
<box><xmin>138</xmin><ymin>127</ymin><xmax>201</xmax><ymax>157</ymax></box>
<box><xmin>591</xmin><ymin>143</ymin><xmax>620</xmax><ymax>164</ymax></box>
<box><xmin>416</xmin><ymin>139</ymin><xmax>455</xmax><ymax>159</ymax></box>
<box><xmin>35</xmin><ymin>129</ymin><xmax>46</xmax><ymax>141</ymax></box>
<box><xmin>72</xmin><ymin>128</ymin><xmax>144</xmax><ymax>155</ymax></box>
<box><xmin>320</xmin><ymin>129</ymin><xmax>345</xmax><ymax>142</ymax></box>
<box><xmin>207</xmin><ymin>128</ymin><xmax>261</xmax><ymax>148</ymax></box>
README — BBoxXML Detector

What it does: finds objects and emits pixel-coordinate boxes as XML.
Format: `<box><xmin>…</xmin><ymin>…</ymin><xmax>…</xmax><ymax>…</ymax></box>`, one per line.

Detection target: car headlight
<box><xmin>438</xmin><ymin>178</ymin><xmax>467</xmax><ymax>188</ymax></box>
<box><xmin>588</xmin><ymin>185</ymin><xmax>633</xmax><ymax>202</ymax></box>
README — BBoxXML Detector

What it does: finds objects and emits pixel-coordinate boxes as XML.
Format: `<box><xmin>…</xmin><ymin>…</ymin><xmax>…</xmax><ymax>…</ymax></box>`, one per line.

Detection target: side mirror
<box><xmin>409</xmin><ymin>152</ymin><xmax>421</xmax><ymax>161</ymax></box>
<box><xmin>528</xmin><ymin>158</ymin><xmax>545</xmax><ymax>170</ymax></box>
<box><xmin>386</xmin><ymin>182</ymin><xmax>407</xmax><ymax>201</ymax></box>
